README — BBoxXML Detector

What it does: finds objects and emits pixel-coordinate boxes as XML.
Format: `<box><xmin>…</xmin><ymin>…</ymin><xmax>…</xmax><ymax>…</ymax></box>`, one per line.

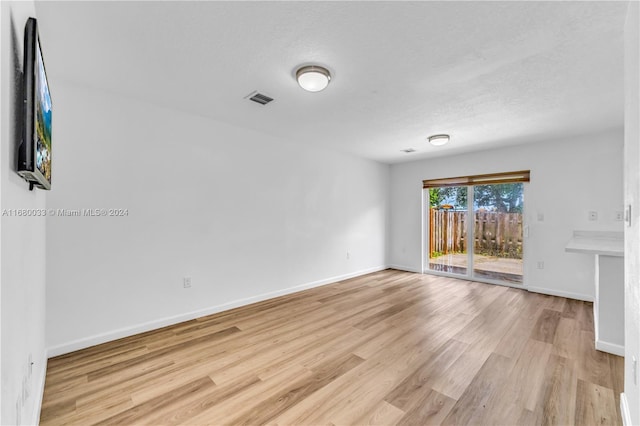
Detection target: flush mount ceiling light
<box><xmin>296</xmin><ymin>65</ymin><xmax>331</xmax><ymax>92</ymax></box>
<box><xmin>428</xmin><ymin>134</ymin><xmax>450</xmax><ymax>146</ymax></box>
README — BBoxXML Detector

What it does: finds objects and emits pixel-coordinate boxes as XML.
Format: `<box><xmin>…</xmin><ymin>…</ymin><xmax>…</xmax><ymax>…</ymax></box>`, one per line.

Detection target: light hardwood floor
<box><xmin>40</xmin><ymin>270</ymin><xmax>623</xmax><ymax>425</ymax></box>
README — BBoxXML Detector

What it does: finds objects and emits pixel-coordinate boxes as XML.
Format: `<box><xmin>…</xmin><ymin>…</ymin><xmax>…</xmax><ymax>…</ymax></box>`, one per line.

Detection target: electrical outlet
<box><xmin>537</xmin><ymin>261</ymin><xmax>544</xmax><ymax>269</ymax></box>
<box><xmin>633</xmin><ymin>356</ymin><xmax>638</xmax><ymax>386</ymax></box>
<box><xmin>615</xmin><ymin>211</ymin><xmax>624</xmax><ymax>221</ymax></box>
<box><xmin>346</xmin><ymin>251</ymin><xmax>350</xmax><ymax>260</ymax></box>
<box><xmin>183</xmin><ymin>277</ymin><xmax>191</xmax><ymax>288</ymax></box>
<box><xmin>588</xmin><ymin>211</ymin><xmax>598</xmax><ymax>221</ymax></box>
<box><xmin>537</xmin><ymin>212</ymin><xmax>544</xmax><ymax>221</ymax></box>
<box><xmin>28</xmin><ymin>353</ymin><xmax>33</xmax><ymax>378</ymax></box>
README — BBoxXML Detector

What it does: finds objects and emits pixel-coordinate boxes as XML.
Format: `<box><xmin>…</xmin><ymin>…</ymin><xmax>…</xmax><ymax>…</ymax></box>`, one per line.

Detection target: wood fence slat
<box><xmin>429</xmin><ymin>209</ymin><xmax>523</xmax><ymax>258</ymax></box>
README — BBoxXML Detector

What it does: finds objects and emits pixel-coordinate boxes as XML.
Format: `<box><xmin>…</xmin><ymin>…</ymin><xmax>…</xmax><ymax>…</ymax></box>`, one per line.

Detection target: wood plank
<box><xmin>93</xmin><ymin>376</ymin><xmax>215</xmax><ymax>425</ymax></box>
<box><xmin>474</xmin><ymin>339</ymin><xmax>552</xmax><ymax>425</ymax></box>
<box><xmin>530</xmin><ymin>308</ymin><xmax>561</xmax><ymax>343</ymax></box>
<box><xmin>226</xmin><ymin>353</ymin><xmax>364</xmax><ymax>425</ymax></box>
<box><xmin>352</xmin><ymin>401</ymin><xmax>405</xmax><ymax>426</ymax></box>
<box><xmin>536</xmin><ymin>354</ymin><xmax>577</xmax><ymax>426</ymax></box>
<box><xmin>40</xmin><ymin>269</ymin><xmax>624</xmax><ymax>426</ymax></box>
<box><xmin>577</xmin><ymin>330</ymin><xmax>616</xmax><ymax>389</ymax></box>
<box><xmin>395</xmin><ymin>388</ymin><xmax>456</xmax><ymax>426</ymax></box>
<box><xmin>384</xmin><ymin>338</ymin><xmax>468</xmax><ymax>410</ymax></box>
<box><xmin>440</xmin><ymin>352</ymin><xmax>513</xmax><ymax>425</ymax></box>
<box><xmin>552</xmin><ymin>317</ymin><xmax>581</xmax><ymax>359</ymax></box>
<box><xmin>544</xmin><ymin>294</ymin><xmax>567</xmax><ymax>312</ymax></box>
<box><xmin>140</xmin><ymin>374</ymin><xmax>261</xmax><ymax>425</ymax></box>
<box><xmin>185</xmin><ymin>363</ymin><xmax>311</xmax><ymax>425</ymax></box>
<box><xmin>575</xmin><ymin>379</ymin><xmax>619</xmax><ymax>426</ymax></box>
<box><xmin>353</xmin><ymin>299</ymin><xmax>421</xmax><ymax>330</ymax></box>
<box><xmin>562</xmin><ymin>298</ymin><xmax>581</xmax><ymax>319</ymax></box>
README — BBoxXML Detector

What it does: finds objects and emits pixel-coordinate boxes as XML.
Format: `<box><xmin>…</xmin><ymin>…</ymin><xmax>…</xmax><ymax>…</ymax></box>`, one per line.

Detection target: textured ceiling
<box><xmin>35</xmin><ymin>1</ymin><xmax>627</xmax><ymax>164</ymax></box>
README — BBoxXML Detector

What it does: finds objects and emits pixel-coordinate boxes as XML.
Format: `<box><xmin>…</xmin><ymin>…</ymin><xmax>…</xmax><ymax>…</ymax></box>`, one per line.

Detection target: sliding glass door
<box><xmin>424</xmin><ymin>172</ymin><xmax>527</xmax><ymax>286</ymax></box>
<box><xmin>472</xmin><ymin>183</ymin><xmax>524</xmax><ymax>284</ymax></box>
<box><xmin>427</xmin><ymin>186</ymin><xmax>468</xmax><ymax>276</ymax></box>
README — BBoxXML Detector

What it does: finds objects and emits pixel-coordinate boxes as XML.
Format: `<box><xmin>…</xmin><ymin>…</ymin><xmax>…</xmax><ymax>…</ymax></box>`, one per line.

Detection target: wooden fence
<box><xmin>429</xmin><ymin>209</ymin><xmax>523</xmax><ymax>259</ymax></box>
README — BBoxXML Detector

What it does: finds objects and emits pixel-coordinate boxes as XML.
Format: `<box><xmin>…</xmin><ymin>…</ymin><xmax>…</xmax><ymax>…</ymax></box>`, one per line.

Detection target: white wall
<box><xmin>389</xmin><ymin>131</ymin><xmax>624</xmax><ymax>301</ymax></box>
<box><xmin>1</xmin><ymin>2</ymin><xmax>4</xmax><ymax>420</ymax></box>
<box><xmin>623</xmin><ymin>1</ymin><xmax>640</xmax><ymax>424</ymax></box>
<box><xmin>1</xmin><ymin>2</ymin><xmax>48</xmax><ymax>425</ymax></box>
<box><xmin>46</xmin><ymin>82</ymin><xmax>389</xmax><ymax>354</ymax></box>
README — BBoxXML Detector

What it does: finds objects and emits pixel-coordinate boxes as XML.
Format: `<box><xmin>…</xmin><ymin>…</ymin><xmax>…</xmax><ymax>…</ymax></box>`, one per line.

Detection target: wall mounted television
<box><xmin>18</xmin><ymin>17</ymin><xmax>52</xmax><ymax>190</ymax></box>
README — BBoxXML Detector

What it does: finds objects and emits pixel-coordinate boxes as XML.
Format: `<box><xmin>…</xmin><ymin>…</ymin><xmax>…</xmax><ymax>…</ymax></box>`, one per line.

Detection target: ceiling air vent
<box><xmin>245</xmin><ymin>91</ymin><xmax>274</xmax><ymax>105</ymax></box>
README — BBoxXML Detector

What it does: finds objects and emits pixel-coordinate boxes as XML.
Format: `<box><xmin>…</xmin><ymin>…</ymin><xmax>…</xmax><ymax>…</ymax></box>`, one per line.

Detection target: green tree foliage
<box><xmin>474</xmin><ymin>183</ymin><xmax>523</xmax><ymax>213</ymax></box>
<box><xmin>429</xmin><ymin>187</ymin><xmax>467</xmax><ymax>209</ymax></box>
<box><xmin>429</xmin><ymin>188</ymin><xmax>443</xmax><ymax>207</ymax></box>
<box><xmin>429</xmin><ymin>184</ymin><xmax>522</xmax><ymax>212</ymax></box>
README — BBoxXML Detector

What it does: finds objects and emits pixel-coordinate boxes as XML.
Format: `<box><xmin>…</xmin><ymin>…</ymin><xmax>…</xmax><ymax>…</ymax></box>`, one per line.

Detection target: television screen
<box><xmin>35</xmin><ymin>37</ymin><xmax>52</xmax><ymax>185</ymax></box>
<box><xmin>18</xmin><ymin>17</ymin><xmax>51</xmax><ymax>190</ymax></box>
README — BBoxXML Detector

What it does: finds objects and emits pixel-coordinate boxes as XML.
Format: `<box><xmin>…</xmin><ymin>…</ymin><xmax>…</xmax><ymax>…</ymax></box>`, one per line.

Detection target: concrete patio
<box><xmin>428</xmin><ymin>253</ymin><xmax>523</xmax><ymax>283</ymax></box>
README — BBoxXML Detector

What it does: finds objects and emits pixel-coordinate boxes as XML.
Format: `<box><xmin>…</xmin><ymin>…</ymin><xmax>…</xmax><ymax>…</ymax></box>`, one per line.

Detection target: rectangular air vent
<box><xmin>245</xmin><ymin>91</ymin><xmax>274</xmax><ymax>105</ymax></box>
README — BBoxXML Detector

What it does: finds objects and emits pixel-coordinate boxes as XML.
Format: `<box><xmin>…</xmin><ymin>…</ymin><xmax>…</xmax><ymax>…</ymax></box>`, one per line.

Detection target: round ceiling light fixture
<box><xmin>296</xmin><ymin>65</ymin><xmax>331</xmax><ymax>92</ymax></box>
<box><xmin>428</xmin><ymin>134</ymin><xmax>450</xmax><ymax>146</ymax></box>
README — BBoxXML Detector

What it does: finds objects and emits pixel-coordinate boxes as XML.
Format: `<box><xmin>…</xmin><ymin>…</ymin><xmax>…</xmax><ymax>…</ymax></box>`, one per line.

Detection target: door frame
<box><xmin>422</xmin><ymin>184</ymin><xmax>529</xmax><ymax>289</ymax></box>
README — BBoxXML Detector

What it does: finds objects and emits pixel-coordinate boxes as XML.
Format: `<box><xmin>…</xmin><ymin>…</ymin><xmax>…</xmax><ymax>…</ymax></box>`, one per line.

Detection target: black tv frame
<box><xmin>18</xmin><ymin>17</ymin><xmax>52</xmax><ymax>191</ymax></box>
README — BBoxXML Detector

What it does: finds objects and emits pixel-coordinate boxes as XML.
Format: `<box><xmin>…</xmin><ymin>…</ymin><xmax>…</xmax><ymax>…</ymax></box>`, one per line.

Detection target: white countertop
<box><xmin>565</xmin><ymin>231</ymin><xmax>624</xmax><ymax>257</ymax></box>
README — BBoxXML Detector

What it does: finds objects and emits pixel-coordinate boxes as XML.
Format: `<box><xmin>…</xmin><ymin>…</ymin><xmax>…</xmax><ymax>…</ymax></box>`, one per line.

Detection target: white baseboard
<box><xmin>47</xmin><ymin>265</ymin><xmax>388</xmax><ymax>357</ymax></box>
<box><xmin>620</xmin><ymin>393</ymin><xmax>632</xmax><ymax>426</ymax></box>
<box><xmin>33</xmin><ymin>357</ymin><xmax>47</xmax><ymax>425</ymax></box>
<box><xmin>594</xmin><ymin>302</ymin><xmax>599</xmax><ymax>340</ymax></box>
<box><xmin>526</xmin><ymin>285</ymin><xmax>594</xmax><ymax>302</ymax></box>
<box><xmin>388</xmin><ymin>264</ymin><xmax>422</xmax><ymax>273</ymax></box>
<box><xmin>595</xmin><ymin>340</ymin><xmax>625</xmax><ymax>356</ymax></box>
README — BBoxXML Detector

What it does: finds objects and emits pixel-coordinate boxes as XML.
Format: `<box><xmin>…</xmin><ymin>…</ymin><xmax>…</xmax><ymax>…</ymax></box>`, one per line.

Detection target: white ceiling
<box><xmin>35</xmin><ymin>1</ymin><xmax>627</xmax><ymax>164</ymax></box>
